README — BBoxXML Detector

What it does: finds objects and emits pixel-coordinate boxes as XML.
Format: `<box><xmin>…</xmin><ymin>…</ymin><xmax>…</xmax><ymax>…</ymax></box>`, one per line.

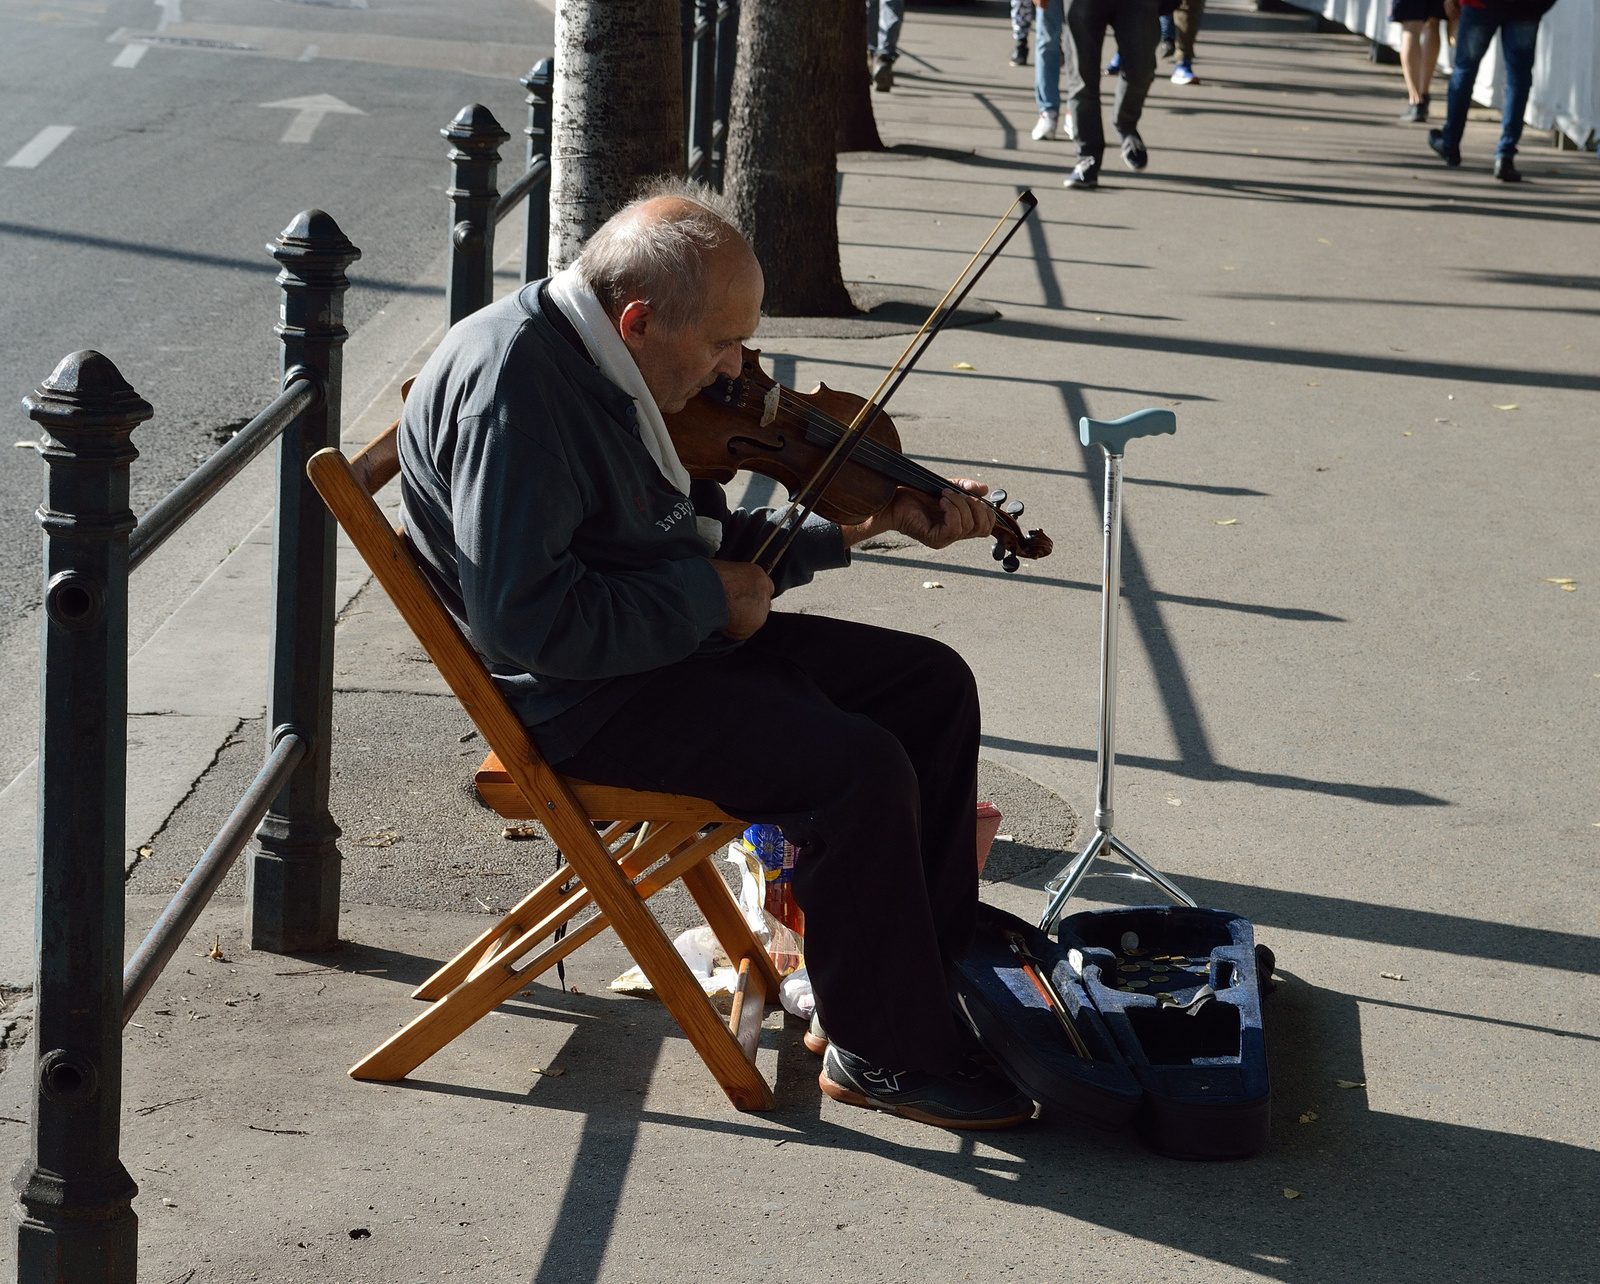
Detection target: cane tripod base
<box><xmin>1039</xmin><ymin>830</ymin><xmax>1197</xmax><ymax>936</ymax></box>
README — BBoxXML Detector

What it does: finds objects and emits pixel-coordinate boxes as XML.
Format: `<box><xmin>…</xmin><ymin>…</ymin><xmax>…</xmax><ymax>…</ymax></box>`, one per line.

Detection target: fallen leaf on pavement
<box><xmin>529</xmin><ymin>1066</ymin><xmax>566</xmax><ymax>1077</ymax></box>
<box><xmin>1305</xmin><ymin>381</ymin><xmax>1320</xmax><ymax>387</ymax></box>
<box><xmin>1492</xmin><ymin>404</ymin><xmax>1518</xmax><ymax>411</ymax></box>
<box><xmin>1299</xmin><ymin>1111</ymin><xmax>1318</xmax><ymax>1123</ymax></box>
<box><xmin>207</xmin><ymin>937</ymin><xmax>225</xmax><ymax>961</ymax></box>
<box><xmin>1380</xmin><ymin>971</ymin><xmax>1407</xmax><ymax>981</ymax></box>
<box><xmin>353</xmin><ymin>830</ymin><xmax>399</xmax><ymax>848</ymax></box>
<box><xmin>1335</xmin><ymin>1079</ymin><xmax>1366</xmax><ymax>1089</ymax></box>
<box><xmin>951</xmin><ymin>362</ymin><xmax>975</xmax><ymax>371</ymax></box>
<box><xmin>1213</xmin><ymin>519</ymin><xmax>1238</xmax><ymax>526</ymax></box>
<box><xmin>1284</xmin><ymin>1189</ymin><xmax>1302</xmax><ymax>1199</ymax></box>
<box><xmin>502</xmin><ymin>825</ymin><xmax>540</xmax><ymax>840</ymax></box>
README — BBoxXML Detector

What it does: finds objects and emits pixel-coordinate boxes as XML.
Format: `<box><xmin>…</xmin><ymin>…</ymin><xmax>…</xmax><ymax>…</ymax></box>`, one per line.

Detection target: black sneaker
<box><xmin>1400</xmin><ymin>100</ymin><xmax>1426</xmax><ymax>123</ymax></box>
<box><xmin>1493</xmin><ymin>154</ymin><xmax>1521</xmax><ymax>182</ymax></box>
<box><xmin>1065</xmin><ymin>156</ymin><xmax>1099</xmax><ymax>188</ymax></box>
<box><xmin>1160</xmin><ymin>38</ymin><xmax>1176</xmax><ymax>58</ymax></box>
<box><xmin>872</xmin><ymin>56</ymin><xmax>894</xmax><ymax>93</ymax></box>
<box><xmin>1427</xmin><ymin>128</ymin><xmax>1460</xmax><ymax>167</ymax></box>
<box><xmin>820</xmin><ymin>1044</ymin><xmax>1035</xmax><ymax>1130</ymax></box>
<box><xmin>803</xmin><ymin>1012</ymin><xmax>828</xmax><ymax>1056</ymax></box>
<box><xmin>1011</xmin><ymin>38</ymin><xmax>1029</xmax><ymax>66</ymax></box>
<box><xmin>1120</xmin><ymin>130</ymin><xmax>1148</xmax><ymax>171</ymax></box>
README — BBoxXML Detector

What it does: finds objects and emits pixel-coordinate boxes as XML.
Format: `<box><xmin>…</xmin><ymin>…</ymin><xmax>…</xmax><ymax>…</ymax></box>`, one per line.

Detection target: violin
<box><xmin>665</xmin><ymin>347</ymin><xmax>1053</xmax><ymax>571</ymax></box>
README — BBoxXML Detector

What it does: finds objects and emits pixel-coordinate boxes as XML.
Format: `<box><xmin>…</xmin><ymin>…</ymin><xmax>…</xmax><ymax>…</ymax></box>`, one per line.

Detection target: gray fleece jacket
<box><xmin>397</xmin><ymin>280</ymin><xmax>850</xmax><ymax>762</ymax></box>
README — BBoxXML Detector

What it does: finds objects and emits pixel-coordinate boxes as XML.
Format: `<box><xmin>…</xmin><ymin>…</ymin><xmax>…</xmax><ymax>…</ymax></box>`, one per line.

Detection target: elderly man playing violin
<box><xmin>398</xmin><ymin>178</ymin><xmax>1035</xmax><ymax>1130</ymax></box>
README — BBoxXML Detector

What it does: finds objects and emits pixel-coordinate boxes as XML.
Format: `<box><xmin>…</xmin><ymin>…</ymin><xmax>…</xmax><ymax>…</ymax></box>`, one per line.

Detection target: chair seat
<box><xmin>474</xmin><ymin>751</ymin><xmax>744</xmax><ymax>828</ymax></box>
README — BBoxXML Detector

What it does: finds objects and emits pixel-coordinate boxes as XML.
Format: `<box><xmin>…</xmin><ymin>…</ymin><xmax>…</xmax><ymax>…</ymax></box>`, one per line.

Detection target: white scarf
<box><xmin>544</xmin><ymin>268</ymin><xmax>722</xmax><ymax>553</ymax></box>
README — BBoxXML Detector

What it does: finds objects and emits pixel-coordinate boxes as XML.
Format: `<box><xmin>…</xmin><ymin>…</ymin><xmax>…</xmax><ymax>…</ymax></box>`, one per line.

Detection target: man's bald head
<box><xmin>575</xmin><ymin>178</ymin><xmax>764</xmax><ymax>413</ymax></box>
<box><xmin>575</xmin><ymin>179</ymin><xmax>761</xmax><ymax>333</ymax></box>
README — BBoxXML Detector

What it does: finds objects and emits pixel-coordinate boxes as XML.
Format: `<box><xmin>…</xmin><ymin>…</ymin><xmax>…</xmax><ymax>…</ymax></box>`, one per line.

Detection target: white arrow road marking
<box><xmin>113</xmin><ymin>43</ymin><xmax>149</xmax><ymax>68</ymax></box>
<box><xmin>259</xmin><ymin>93</ymin><xmax>364</xmax><ymax>144</ymax></box>
<box><xmin>6</xmin><ymin>126</ymin><xmax>76</xmax><ymax>169</ymax></box>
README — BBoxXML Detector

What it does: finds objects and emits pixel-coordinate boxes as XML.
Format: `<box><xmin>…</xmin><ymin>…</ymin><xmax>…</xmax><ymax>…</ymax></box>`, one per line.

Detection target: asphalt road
<box><xmin>0</xmin><ymin>0</ymin><xmax>552</xmax><ymax>639</ymax></box>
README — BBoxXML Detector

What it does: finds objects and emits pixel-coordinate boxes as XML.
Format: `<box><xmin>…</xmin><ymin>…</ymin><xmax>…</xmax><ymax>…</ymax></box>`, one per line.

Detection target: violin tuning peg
<box><xmin>989</xmin><ymin>489</ymin><xmax>1008</xmax><ymax>507</ymax></box>
<box><xmin>1002</xmin><ymin>553</ymin><xmax>1021</xmax><ymax>573</ymax></box>
<box><xmin>991</xmin><ymin>538</ymin><xmax>1007</xmax><ymax>562</ymax></box>
<box><xmin>1003</xmin><ymin>499</ymin><xmax>1024</xmax><ymax>517</ymax></box>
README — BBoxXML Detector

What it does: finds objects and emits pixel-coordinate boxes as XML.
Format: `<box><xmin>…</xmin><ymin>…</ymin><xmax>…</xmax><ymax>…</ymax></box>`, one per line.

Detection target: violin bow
<box><xmin>750</xmin><ymin>188</ymin><xmax>1039</xmax><ymax>575</ymax></box>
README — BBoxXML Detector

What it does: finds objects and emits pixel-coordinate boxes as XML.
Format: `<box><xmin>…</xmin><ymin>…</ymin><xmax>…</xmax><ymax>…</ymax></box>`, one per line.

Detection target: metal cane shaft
<box><xmin>1094</xmin><ymin>449</ymin><xmax>1123</xmax><ymax>833</ymax></box>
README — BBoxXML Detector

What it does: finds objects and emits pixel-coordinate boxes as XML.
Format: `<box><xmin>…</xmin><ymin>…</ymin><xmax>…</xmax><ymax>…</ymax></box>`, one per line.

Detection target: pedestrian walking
<box><xmin>1011</xmin><ymin>0</ymin><xmax>1034</xmax><ymax>64</ymax></box>
<box><xmin>1031</xmin><ymin>0</ymin><xmax>1080</xmax><ymax>142</ymax></box>
<box><xmin>867</xmin><ymin>0</ymin><xmax>907</xmax><ymax>92</ymax></box>
<box><xmin>1063</xmin><ymin>0</ymin><xmax>1161</xmax><ymax>186</ymax></box>
<box><xmin>1393</xmin><ymin>0</ymin><xmax>1447</xmax><ymax>122</ymax></box>
<box><xmin>1428</xmin><ymin>0</ymin><xmax>1560</xmax><ymax>182</ymax></box>
<box><xmin>1169</xmin><ymin>0</ymin><xmax>1205</xmax><ymax>84</ymax></box>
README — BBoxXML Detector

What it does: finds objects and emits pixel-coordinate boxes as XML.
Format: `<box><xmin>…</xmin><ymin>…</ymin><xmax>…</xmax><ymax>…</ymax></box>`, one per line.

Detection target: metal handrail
<box><xmin>493</xmin><ymin>154</ymin><xmax>550</xmax><ymax>226</ymax></box>
<box><xmin>122</xmin><ymin>731</ymin><xmax>307</xmax><ymax>1025</ymax></box>
<box><xmin>128</xmin><ymin>375</ymin><xmax>319</xmax><ymax>572</ymax></box>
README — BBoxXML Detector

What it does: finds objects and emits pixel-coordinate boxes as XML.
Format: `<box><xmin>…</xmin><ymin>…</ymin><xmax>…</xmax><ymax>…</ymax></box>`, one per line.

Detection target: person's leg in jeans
<box><xmin>1036</xmin><ymin>0</ymin><xmax>1065</xmax><ymax>118</ymax></box>
<box><xmin>1066</xmin><ymin>0</ymin><xmax>1111</xmax><ymax>164</ymax></box>
<box><xmin>1440</xmin><ymin>4</ymin><xmax>1498</xmax><ymax>153</ymax></box>
<box><xmin>1495</xmin><ymin>17</ymin><xmax>1539</xmax><ymax>158</ymax></box>
<box><xmin>878</xmin><ymin>0</ymin><xmax>906</xmax><ymax>62</ymax></box>
<box><xmin>866</xmin><ymin>0</ymin><xmax>880</xmax><ymax>58</ymax></box>
<box><xmin>556</xmin><ymin>614</ymin><xmax>981</xmax><ymax>1076</ymax></box>
<box><xmin>1110</xmin><ymin>0</ymin><xmax>1160</xmax><ymax>141</ymax></box>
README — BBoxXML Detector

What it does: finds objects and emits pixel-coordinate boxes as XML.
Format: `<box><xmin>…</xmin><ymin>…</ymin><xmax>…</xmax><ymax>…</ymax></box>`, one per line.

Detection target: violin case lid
<box><xmin>952</xmin><ymin>903</ymin><xmax>1271</xmax><ymax>1160</ymax></box>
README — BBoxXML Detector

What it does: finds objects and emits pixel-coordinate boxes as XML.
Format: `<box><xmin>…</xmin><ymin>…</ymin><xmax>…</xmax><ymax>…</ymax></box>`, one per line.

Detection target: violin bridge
<box><xmin>760</xmin><ymin>382</ymin><xmax>782</xmax><ymax>428</ymax></box>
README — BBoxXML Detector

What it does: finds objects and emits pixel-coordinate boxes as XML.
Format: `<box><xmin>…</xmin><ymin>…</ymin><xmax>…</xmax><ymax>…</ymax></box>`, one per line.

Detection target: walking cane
<box><xmin>1040</xmin><ymin>408</ymin><xmax>1197</xmax><ymax>936</ymax></box>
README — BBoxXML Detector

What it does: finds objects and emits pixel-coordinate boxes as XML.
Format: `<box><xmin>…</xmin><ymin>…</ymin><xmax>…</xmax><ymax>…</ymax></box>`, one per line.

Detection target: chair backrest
<box><xmin>306</xmin><ymin>443</ymin><xmax>595</xmax><ymax>856</ymax></box>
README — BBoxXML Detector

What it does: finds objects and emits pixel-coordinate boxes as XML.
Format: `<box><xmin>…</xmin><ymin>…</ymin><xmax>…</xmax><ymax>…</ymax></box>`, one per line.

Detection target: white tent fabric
<box><xmin>1283</xmin><ymin>0</ymin><xmax>1598</xmax><ymax>149</ymax></box>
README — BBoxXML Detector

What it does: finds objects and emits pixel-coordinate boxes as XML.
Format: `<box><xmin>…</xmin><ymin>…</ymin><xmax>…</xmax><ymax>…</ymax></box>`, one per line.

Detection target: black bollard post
<box><xmin>687</xmin><ymin>0</ymin><xmax>717</xmax><ymax>182</ymax></box>
<box><xmin>15</xmin><ymin>351</ymin><xmax>149</xmax><ymax>1283</ymax></box>
<box><xmin>710</xmin><ymin>0</ymin><xmax>738</xmax><ymax>191</ymax></box>
<box><xmin>246</xmin><ymin>209</ymin><xmax>359</xmax><ymax>956</ymax></box>
<box><xmin>444</xmin><ymin>104</ymin><xmax>510</xmax><ymax>327</ymax></box>
<box><xmin>521</xmin><ymin>60</ymin><xmax>553</xmax><ymax>285</ymax></box>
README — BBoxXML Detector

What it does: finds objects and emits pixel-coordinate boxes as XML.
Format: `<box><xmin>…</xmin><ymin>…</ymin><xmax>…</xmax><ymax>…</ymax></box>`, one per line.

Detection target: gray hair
<box><xmin>574</xmin><ymin>177</ymin><xmax>744</xmax><ymax>331</ymax></box>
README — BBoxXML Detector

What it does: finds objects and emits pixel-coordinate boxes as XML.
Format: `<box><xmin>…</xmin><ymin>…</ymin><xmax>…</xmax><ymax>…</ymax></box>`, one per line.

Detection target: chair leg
<box><xmin>352</xmin><ymin>825</ymin><xmax>774</xmax><ymax>1108</ymax></box>
<box><xmin>413</xmin><ymin>820</ymin><xmax>680</xmax><ymax>1001</ymax></box>
<box><xmin>680</xmin><ymin>855</ymin><xmax>784</xmax><ymax>998</ymax></box>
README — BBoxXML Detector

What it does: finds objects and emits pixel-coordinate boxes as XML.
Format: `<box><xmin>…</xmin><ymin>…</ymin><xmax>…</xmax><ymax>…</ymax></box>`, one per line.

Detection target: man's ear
<box><xmin>616</xmin><ymin>299</ymin><xmax>652</xmax><ymax>354</ymax></box>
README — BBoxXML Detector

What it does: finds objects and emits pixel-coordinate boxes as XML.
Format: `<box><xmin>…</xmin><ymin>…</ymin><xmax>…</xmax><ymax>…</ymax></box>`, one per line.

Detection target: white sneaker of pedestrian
<box><xmin>1031</xmin><ymin>112</ymin><xmax>1058</xmax><ymax>141</ymax></box>
<box><xmin>1062</xmin><ymin>113</ymin><xmax>1076</xmax><ymax>141</ymax></box>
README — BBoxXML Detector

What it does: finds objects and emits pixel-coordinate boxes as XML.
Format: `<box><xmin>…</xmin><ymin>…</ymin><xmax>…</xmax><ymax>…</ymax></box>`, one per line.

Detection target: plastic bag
<box><xmin>778</xmin><ymin>966</ymin><xmax>814</xmax><ymax>1020</ymax></box>
<box><xmin>724</xmin><ymin>842</ymin><xmax>804</xmax><ymax>975</ymax></box>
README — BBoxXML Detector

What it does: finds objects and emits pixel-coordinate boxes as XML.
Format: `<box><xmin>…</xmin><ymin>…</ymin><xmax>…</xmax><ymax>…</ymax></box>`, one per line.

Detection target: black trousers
<box><xmin>1067</xmin><ymin>0</ymin><xmax>1160</xmax><ymax>162</ymax></box>
<box><xmin>558</xmin><ymin>612</ymin><xmax>980</xmax><ymax>1074</ymax></box>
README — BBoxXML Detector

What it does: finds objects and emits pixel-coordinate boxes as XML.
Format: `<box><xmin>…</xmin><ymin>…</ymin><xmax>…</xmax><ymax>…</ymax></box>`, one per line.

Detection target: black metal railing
<box><xmin>445</xmin><ymin>61</ymin><xmax>553</xmax><ymax>327</ymax></box>
<box><xmin>15</xmin><ymin>208</ymin><xmax>358</xmax><ymax>1282</ymax></box>
<box><xmin>683</xmin><ymin>0</ymin><xmax>738</xmax><ymax>187</ymax></box>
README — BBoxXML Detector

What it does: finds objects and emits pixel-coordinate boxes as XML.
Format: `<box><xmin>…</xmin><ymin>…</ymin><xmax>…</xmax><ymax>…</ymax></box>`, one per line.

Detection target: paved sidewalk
<box><xmin>4</xmin><ymin>1</ymin><xmax>1598</xmax><ymax>1280</ymax></box>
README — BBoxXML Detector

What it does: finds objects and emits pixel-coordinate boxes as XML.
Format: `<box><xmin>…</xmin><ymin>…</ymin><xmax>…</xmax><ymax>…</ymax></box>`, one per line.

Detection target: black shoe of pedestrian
<box><xmin>820</xmin><ymin>1044</ymin><xmax>1035</xmax><ymax>1130</ymax></box>
<box><xmin>1160</xmin><ymin>38</ymin><xmax>1176</xmax><ymax>58</ymax></box>
<box><xmin>1427</xmin><ymin>129</ymin><xmax>1460</xmax><ymax>167</ymax></box>
<box><xmin>873</xmin><ymin>56</ymin><xmax>894</xmax><ymax>93</ymax></box>
<box><xmin>1011</xmin><ymin>38</ymin><xmax>1029</xmax><ymax>66</ymax></box>
<box><xmin>1120</xmin><ymin>130</ymin><xmax>1148</xmax><ymax>171</ymax></box>
<box><xmin>1494</xmin><ymin>154</ymin><xmax>1521</xmax><ymax>182</ymax></box>
<box><xmin>1400</xmin><ymin>101</ymin><xmax>1426</xmax><ymax>123</ymax></box>
<box><xmin>1065</xmin><ymin>156</ymin><xmax>1099</xmax><ymax>188</ymax></box>
<box><xmin>803</xmin><ymin>1012</ymin><xmax>828</xmax><ymax>1056</ymax></box>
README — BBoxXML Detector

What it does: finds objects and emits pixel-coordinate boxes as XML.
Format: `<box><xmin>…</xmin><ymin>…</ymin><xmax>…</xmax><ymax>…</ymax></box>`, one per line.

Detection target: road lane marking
<box><xmin>260</xmin><ymin>93</ymin><xmax>364</xmax><ymax>144</ymax></box>
<box><xmin>112</xmin><ymin>41</ymin><xmax>148</xmax><ymax>67</ymax></box>
<box><xmin>5</xmin><ymin>126</ymin><xmax>75</xmax><ymax>169</ymax></box>
<box><xmin>297</xmin><ymin>44</ymin><xmax>317</xmax><ymax>62</ymax></box>
<box><xmin>155</xmin><ymin>0</ymin><xmax>179</xmax><ymax>31</ymax></box>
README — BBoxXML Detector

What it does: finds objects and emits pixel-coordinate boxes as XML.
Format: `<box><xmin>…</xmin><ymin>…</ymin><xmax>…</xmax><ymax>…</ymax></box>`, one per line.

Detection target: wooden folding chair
<box><xmin>307</xmin><ymin>427</ymin><xmax>781</xmax><ymax>1111</ymax></box>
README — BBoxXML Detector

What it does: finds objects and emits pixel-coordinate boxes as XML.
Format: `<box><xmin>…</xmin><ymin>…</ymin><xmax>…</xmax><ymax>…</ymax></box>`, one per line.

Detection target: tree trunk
<box><xmin>550</xmin><ymin>0</ymin><xmax>684</xmax><ymax>270</ymax></box>
<box><xmin>725</xmin><ymin>0</ymin><xmax>857</xmax><ymax>317</ymax></box>
<box><xmin>837</xmin><ymin>0</ymin><xmax>884</xmax><ymax>153</ymax></box>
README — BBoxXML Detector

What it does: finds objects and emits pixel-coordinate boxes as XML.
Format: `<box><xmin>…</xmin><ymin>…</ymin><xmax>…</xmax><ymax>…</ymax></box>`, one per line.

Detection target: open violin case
<box><xmin>951</xmin><ymin>902</ymin><xmax>1271</xmax><ymax>1159</ymax></box>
